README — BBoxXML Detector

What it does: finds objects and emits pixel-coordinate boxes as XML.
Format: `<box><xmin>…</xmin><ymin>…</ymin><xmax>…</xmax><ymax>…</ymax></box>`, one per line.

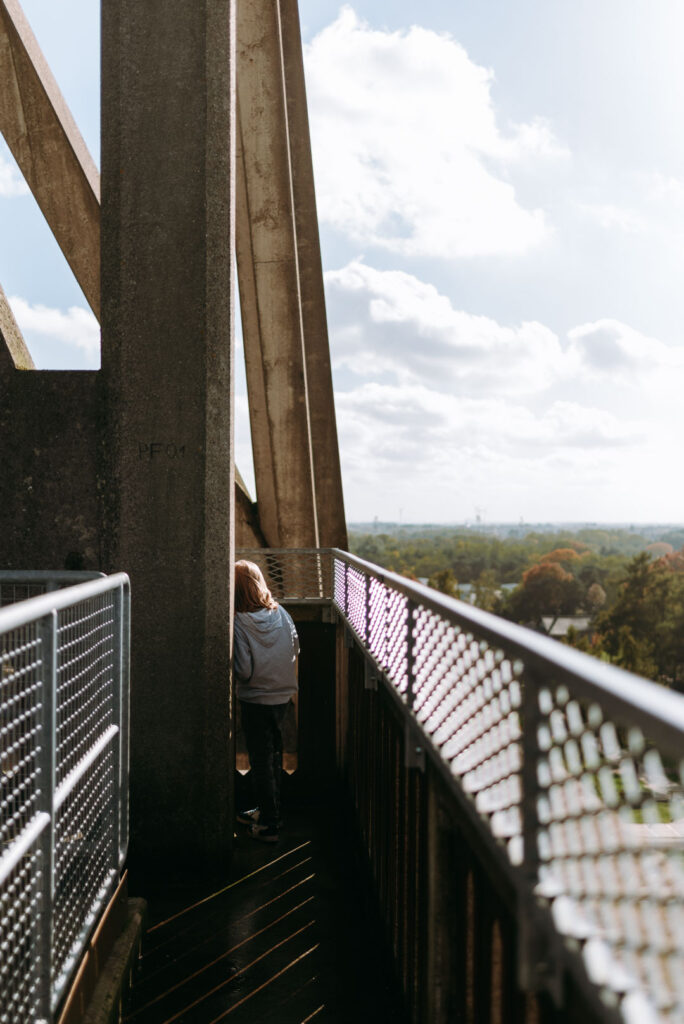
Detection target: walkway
<box><xmin>125</xmin><ymin>805</ymin><xmax>407</xmax><ymax>1024</ymax></box>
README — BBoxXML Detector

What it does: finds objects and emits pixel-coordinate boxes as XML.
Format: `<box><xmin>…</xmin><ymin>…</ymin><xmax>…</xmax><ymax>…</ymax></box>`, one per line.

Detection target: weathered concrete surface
<box><xmin>236</xmin><ymin>0</ymin><xmax>319</xmax><ymax>548</ymax></box>
<box><xmin>0</xmin><ymin>369</ymin><xmax>103</xmax><ymax>570</ymax></box>
<box><xmin>0</xmin><ymin>283</ymin><xmax>34</xmax><ymax>369</ymax></box>
<box><xmin>279</xmin><ymin>0</ymin><xmax>348</xmax><ymax>549</ymax></box>
<box><xmin>102</xmin><ymin>0</ymin><xmax>235</xmax><ymax>871</ymax></box>
<box><xmin>235</xmin><ymin>472</ymin><xmax>267</xmax><ymax>548</ymax></box>
<box><xmin>0</xmin><ymin>0</ymin><xmax>100</xmax><ymax>317</ymax></box>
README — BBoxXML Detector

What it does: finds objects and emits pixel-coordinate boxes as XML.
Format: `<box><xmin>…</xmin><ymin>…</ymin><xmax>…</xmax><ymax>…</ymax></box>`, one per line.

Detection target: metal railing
<box><xmin>0</xmin><ymin>573</ymin><xmax>130</xmax><ymax>1024</ymax></box>
<box><xmin>239</xmin><ymin>548</ymin><xmax>684</xmax><ymax>1024</ymax></box>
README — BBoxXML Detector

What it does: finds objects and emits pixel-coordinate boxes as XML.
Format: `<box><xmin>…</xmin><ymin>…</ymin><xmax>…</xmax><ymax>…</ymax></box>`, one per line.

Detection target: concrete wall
<box><xmin>0</xmin><ymin>367</ymin><xmax>103</xmax><ymax>571</ymax></box>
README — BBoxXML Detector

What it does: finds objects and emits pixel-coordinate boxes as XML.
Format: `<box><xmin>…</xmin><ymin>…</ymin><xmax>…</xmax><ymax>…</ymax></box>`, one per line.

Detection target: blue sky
<box><xmin>2</xmin><ymin>2</ymin><xmax>684</xmax><ymax>523</ymax></box>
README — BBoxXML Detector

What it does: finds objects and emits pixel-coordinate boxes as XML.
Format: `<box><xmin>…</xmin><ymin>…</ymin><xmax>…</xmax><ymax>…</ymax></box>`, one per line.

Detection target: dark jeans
<box><xmin>240</xmin><ymin>700</ymin><xmax>289</xmax><ymax>827</ymax></box>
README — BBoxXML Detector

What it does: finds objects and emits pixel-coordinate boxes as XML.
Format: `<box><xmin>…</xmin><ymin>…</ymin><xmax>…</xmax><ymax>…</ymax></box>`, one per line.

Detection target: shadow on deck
<box><xmin>125</xmin><ymin>805</ymin><xmax>407</xmax><ymax>1024</ymax></box>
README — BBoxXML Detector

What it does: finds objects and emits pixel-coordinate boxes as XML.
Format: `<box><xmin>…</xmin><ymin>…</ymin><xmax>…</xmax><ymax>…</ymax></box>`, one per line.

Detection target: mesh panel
<box><xmin>412</xmin><ymin>609</ymin><xmax>524</xmax><ymax>864</ymax></box>
<box><xmin>52</xmin><ymin>592</ymin><xmax>118</xmax><ymax>997</ymax></box>
<box><xmin>346</xmin><ymin>567</ymin><xmax>367</xmax><ymax>640</ymax></box>
<box><xmin>0</xmin><ymin>625</ymin><xmax>41</xmax><ymax>849</ymax></box>
<box><xmin>235</xmin><ymin>550</ymin><xmax>333</xmax><ymax>602</ymax></box>
<box><xmin>0</xmin><ymin>624</ymin><xmax>43</xmax><ymax>1023</ymax></box>
<box><xmin>535</xmin><ymin>684</ymin><xmax>684</xmax><ymax>1019</ymax></box>
<box><xmin>56</xmin><ymin>595</ymin><xmax>115</xmax><ymax>786</ymax></box>
<box><xmin>367</xmin><ymin>580</ymin><xmax>409</xmax><ymax>694</ymax></box>
<box><xmin>0</xmin><ymin>574</ymin><xmax>127</xmax><ymax>1017</ymax></box>
<box><xmin>0</xmin><ymin>848</ymin><xmax>42</xmax><ymax>1023</ymax></box>
<box><xmin>53</xmin><ymin>747</ymin><xmax>117</xmax><ymax>992</ymax></box>
<box><xmin>0</xmin><ymin>583</ymin><xmax>47</xmax><ymax>607</ymax></box>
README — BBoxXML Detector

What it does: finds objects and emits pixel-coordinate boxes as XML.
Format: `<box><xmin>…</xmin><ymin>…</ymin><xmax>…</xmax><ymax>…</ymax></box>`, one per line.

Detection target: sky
<box><xmin>1</xmin><ymin>2</ymin><xmax>684</xmax><ymax>524</ymax></box>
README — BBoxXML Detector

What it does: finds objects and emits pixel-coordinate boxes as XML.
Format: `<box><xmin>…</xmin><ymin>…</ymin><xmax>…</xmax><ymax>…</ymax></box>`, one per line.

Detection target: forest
<box><xmin>349</xmin><ymin>525</ymin><xmax>684</xmax><ymax>691</ymax></box>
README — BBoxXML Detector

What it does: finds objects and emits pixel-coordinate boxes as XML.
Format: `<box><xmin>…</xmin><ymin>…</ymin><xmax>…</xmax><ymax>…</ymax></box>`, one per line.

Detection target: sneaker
<box><xmin>237</xmin><ymin>807</ymin><xmax>284</xmax><ymax>828</ymax></box>
<box><xmin>248</xmin><ymin>822</ymin><xmax>279</xmax><ymax>843</ymax></box>
<box><xmin>237</xmin><ymin>807</ymin><xmax>261</xmax><ymax>825</ymax></box>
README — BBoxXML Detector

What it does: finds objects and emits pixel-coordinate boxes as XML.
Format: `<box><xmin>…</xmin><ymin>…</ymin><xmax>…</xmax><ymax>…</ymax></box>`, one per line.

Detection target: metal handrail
<box><xmin>238</xmin><ymin>547</ymin><xmax>684</xmax><ymax>1023</ymax></box>
<box><xmin>0</xmin><ymin>572</ymin><xmax>130</xmax><ymax>1022</ymax></box>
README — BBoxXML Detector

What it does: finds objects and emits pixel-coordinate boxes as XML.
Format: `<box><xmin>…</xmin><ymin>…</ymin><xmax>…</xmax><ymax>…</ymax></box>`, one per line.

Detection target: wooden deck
<box><xmin>125</xmin><ymin>807</ymin><xmax>407</xmax><ymax>1023</ymax></box>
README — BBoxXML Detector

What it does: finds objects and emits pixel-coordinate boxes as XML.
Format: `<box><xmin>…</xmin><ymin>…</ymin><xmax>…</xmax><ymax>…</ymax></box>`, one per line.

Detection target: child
<box><xmin>233</xmin><ymin>560</ymin><xmax>299</xmax><ymax>842</ymax></box>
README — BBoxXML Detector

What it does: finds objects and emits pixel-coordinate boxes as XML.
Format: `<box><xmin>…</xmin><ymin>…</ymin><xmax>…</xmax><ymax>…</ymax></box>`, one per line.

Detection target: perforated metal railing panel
<box><xmin>52</xmin><ymin>591</ymin><xmax>119</xmax><ymax>998</ymax></box>
<box><xmin>534</xmin><ymin>683</ymin><xmax>684</xmax><ymax>1019</ymax></box>
<box><xmin>0</xmin><ymin>573</ymin><xmax>129</xmax><ymax>1019</ymax></box>
<box><xmin>235</xmin><ymin>549</ymin><xmax>333</xmax><ymax>603</ymax></box>
<box><xmin>237</xmin><ymin>548</ymin><xmax>684</xmax><ymax>1024</ymax></box>
<box><xmin>0</xmin><ymin>623</ymin><xmax>44</xmax><ymax>1023</ymax></box>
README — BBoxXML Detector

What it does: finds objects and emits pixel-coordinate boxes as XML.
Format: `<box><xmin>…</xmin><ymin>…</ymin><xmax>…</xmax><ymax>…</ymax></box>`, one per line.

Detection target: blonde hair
<box><xmin>234</xmin><ymin>560</ymin><xmax>278</xmax><ymax>613</ymax></box>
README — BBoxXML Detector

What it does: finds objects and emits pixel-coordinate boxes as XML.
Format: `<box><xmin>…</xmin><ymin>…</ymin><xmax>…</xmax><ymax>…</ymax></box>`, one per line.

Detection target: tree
<box><xmin>595</xmin><ymin>553</ymin><xmax>671</xmax><ymax>679</ymax></box>
<box><xmin>585</xmin><ymin>582</ymin><xmax>607</xmax><ymax>615</ymax></box>
<box><xmin>472</xmin><ymin>569</ymin><xmax>501</xmax><ymax>612</ymax></box>
<box><xmin>505</xmin><ymin>561</ymin><xmax>582</xmax><ymax>626</ymax></box>
<box><xmin>427</xmin><ymin>568</ymin><xmax>459</xmax><ymax>599</ymax></box>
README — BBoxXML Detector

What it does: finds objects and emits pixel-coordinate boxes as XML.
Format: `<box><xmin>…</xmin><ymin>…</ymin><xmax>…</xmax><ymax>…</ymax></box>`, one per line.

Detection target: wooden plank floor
<box><xmin>125</xmin><ymin>808</ymin><xmax>407</xmax><ymax>1024</ymax></box>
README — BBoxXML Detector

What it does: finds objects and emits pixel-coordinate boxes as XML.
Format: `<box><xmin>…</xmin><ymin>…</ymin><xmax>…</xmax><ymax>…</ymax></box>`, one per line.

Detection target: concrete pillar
<box><xmin>278</xmin><ymin>0</ymin><xmax>348</xmax><ymax>549</ymax></box>
<box><xmin>0</xmin><ymin>0</ymin><xmax>100</xmax><ymax>317</ymax></box>
<box><xmin>236</xmin><ymin>0</ymin><xmax>319</xmax><ymax>548</ymax></box>
<box><xmin>101</xmin><ymin>0</ymin><xmax>235</xmax><ymax>871</ymax></box>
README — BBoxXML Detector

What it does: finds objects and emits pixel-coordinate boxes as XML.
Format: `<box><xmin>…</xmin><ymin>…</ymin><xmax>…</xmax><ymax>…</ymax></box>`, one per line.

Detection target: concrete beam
<box><xmin>236</xmin><ymin>0</ymin><xmax>319</xmax><ymax>548</ymax></box>
<box><xmin>102</xmin><ymin>0</ymin><xmax>235</xmax><ymax>872</ymax></box>
<box><xmin>0</xmin><ymin>282</ymin><xmax>34</xmax><ymax>369</ymax></box>
<box><xmin>278</xmin><ymin>0</ymin><xmax>347</xmax><ymax>549</ymax></box>
<box><xmin>0</xmin><ymin>0</ymin><xmax>100</xmax><ymax>318</ymax></box>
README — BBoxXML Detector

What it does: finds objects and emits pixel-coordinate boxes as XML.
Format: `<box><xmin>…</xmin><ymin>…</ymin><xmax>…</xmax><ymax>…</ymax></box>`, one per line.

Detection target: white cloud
<box><xmin>567</xmin><ymin>318</ymin><xmax>684</xmax><ymax>378</ymax></box>
<box><xmin>647</xmin><ymin>173</ymin><xmax>684</xmax><ymax>211</ymax></box>
<box><xmin>0</xmin><ymin>155</ymin><xmax>29</xmax><ymax>198</ymax></box>
<box><xmin>326</xmin><ymin>260</ymin><xmax>564</xmax><ymax>394</ymax></box>
<box><xmin>305</xmin><ymin>7</ymin><xmax>566</xmax><ymax>259</ymax></box>
<box><xmin>323</xmin><ymin>262</ymin><xmax>684</xmax><ymax>520</ymax></box>
<box><xmin>578</xmin><ymin>202</ymin><xmax>648</xmax><ymax>234</ymax></box>
<box><xmin>334</xmin><ymin>383</ymin><xmax>651</xmax><ymax>522</ymax></box>
<box><xmin>8</xmin><ymin>296</ymin><xmax>100</xmax><ymax>367</ymax></box>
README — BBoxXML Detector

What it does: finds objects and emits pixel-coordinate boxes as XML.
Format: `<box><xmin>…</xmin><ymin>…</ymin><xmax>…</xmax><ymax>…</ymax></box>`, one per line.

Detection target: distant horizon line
<box><xmin>347</xmin><ymin>520</ymin><xmax>684</xmax><ymax>528</ymax></box>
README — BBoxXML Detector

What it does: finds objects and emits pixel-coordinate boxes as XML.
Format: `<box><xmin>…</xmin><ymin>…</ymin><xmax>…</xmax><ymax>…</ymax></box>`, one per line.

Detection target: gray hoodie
<box><xmin>234</xmin><ymin>606</ymin><xmax>299</xmax><ymax>705</ymax></box>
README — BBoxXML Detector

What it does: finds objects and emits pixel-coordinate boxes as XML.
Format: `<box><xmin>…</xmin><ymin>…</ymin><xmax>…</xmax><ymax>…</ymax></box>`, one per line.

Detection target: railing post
<box><xmin>111</xmin><ymin>587</ymin><xmax>123</xmax><ymax>871</ymax></box>
<box><xmin>344</xmin><ymin>562</ymin><xmax>349</xmax><ymax>619</ymax></box>
<box><xmin>120</xmin><ymin>581</ymin><xmax>131</xmax><ymax>864</ymax></box>
<box><xmin>36</xmin><ymin>611</ymin><xmax>57</xmax><ymax>1021</ymax></box>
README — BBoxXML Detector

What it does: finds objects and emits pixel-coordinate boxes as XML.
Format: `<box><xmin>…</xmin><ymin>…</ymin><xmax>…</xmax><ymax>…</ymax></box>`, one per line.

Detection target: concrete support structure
<box><xmin>0</xmin><ymin>0</ymin><xmax>100</xmax><ymax>317</ymax></box>
<box><xmin>0</xmin><ymin>0</ymin><xmax>345</xmax><ymax>871</ymax></box>
<box><xmin>101</xmin><ymin>0</ymin><xmax>235</xmax><ymax>870</ymax></box>
<box><xmin>279</xmin><ymin>0</ymin><xmax>347</xmax><ymax>549</ymax></box>
<box><xmin>236</xmin><ymin>0</ymin><xmax>347</xmax><ymax>549</ymax></box>
<box><xmin>0</xmin><ymin>283</ymin><xmax>33</xmax><ymax>369</ymax></box>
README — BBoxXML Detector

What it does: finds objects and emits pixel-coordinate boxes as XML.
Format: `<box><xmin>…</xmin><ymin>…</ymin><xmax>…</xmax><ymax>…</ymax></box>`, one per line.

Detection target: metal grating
<box><xmin>413</xmin><ymin>611</ymin><xmax>524</xmax><ymax>865</ymax></box>
<box><xmin>0</xmin><ymin>841</ymin><xmax>43</xmax><ymax>1023</ymax></box>
<box><xmin>235</xmin><ymin>550</ymin><xmax>333</xmax><ymax>604</ymax></box>
<box><xmin>0</xmin><ymin>573</ymin><xmax>129</xmax><ymax>1018</ymax></box>
<box><xmin>534</xmin><ymin>683</ymin><xmax>684</xmax><ymax>1019</ymax></box>
<box><xmin>1</xmin><ymin>624</ymin><xmax>42</xmax><ymax>852</ymax></box>
<box><xmin>0</xmin><ymin>623</ymin><xmax>44</xmax><ymax>1024</ymax></box>
<box><xmin>56</xmin><ymin>594</ymin><xmax>115</xmax><ymax>787</ymax></box>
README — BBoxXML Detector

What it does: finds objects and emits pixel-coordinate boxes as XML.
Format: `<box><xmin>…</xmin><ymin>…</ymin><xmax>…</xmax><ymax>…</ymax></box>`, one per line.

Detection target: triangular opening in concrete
<box><xmin>0</xmin><ymin>137</ymin><xmax>100</xmax><ymax>370</ymax></box>
<box><xmin>0</xmin><ymin>0</ymin><xmax>100</xmax><ymax>370</ymax></box>
<box><xmin>234</xmin><ymin>285</ymin><xmax>257</xmax><ymax>501</ymax></box>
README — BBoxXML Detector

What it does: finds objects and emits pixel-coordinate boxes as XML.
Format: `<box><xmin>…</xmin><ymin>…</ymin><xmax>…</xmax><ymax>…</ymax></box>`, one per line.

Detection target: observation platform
<box><xmin>2</xmin><ymin>552</ymin><xmax>684</xmax><ymax>1024</ymax></box>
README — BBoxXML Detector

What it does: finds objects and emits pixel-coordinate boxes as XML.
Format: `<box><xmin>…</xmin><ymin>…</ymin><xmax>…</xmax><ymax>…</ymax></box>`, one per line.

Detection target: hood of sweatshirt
<box><xmin>235</xmin><ymin>608</ymin><xmax>286</xmax><ymax>648</ymax></box>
